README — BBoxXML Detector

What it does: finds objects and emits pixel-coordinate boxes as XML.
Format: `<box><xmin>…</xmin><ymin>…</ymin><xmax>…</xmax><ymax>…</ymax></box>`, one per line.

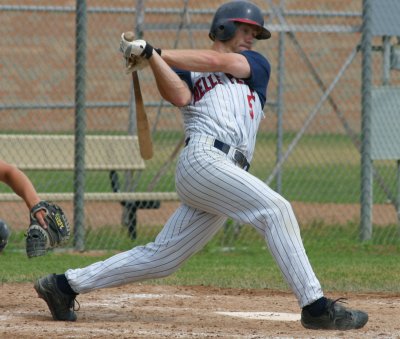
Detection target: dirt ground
<box><xmin>1</xmin><ymin>283</ymin><xmax>399</xmax><ymax>339</ymax></box>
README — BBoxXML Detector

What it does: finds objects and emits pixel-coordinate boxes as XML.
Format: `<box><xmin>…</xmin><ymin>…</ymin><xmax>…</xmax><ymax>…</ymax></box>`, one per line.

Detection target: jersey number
<box><xmin>247</xmin><ymin>91</ymin><xmax>256</xmax><ymax>119</ymax></box>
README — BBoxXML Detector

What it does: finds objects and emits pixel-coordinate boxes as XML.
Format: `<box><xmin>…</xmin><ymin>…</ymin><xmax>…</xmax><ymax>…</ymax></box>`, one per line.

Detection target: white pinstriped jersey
<box><xmin>176</xmin><ymin>50</ymin><xmax>270</xmax><ymax>162</ymax></box>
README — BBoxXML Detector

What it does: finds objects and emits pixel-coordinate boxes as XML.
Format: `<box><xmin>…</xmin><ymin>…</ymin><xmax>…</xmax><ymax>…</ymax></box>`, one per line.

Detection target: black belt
<box><xmin>185</xmin><ymin>137</ymin><xmax>250</xmax><ymax>171</ymax></box>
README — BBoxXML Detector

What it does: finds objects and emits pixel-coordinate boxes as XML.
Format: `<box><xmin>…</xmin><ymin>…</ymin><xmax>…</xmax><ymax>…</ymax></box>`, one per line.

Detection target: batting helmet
<box><xmin>209</xmin><ymin>1</ymin><xmax>271</xmax><ymax>41</ymax></box>
<box><xmin>0</xmin><ymin>219</ymin><xmax>10</xmax><ymax>253</ymax></box>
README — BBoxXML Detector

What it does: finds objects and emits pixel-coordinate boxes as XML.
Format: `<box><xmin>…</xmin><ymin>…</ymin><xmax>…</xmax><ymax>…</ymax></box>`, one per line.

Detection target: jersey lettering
<box><xmin>247</xmin><ymin>90</ymin><xmax>256</xmax><ymax>119</ymax></box>
<box><xmin>226</xmin><ymin>74</ymin><xmax>245</xmax><ymax>85</ymax></box>
<box><xmin>193</xmin><ymin>74</ymin><xmax>223</xmax><ymax>104</ymax></box>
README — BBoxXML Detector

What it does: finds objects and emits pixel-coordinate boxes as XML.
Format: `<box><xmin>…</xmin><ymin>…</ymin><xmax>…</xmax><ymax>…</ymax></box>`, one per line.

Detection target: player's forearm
<box><xmin>162</xmin><ymin>49</ymin><xmax>250</xmax><ymax>78</ymax></box>
<box><xmin>162</xmin><ymin>49</ymin><xmax>220</xmax><ymax>71</ymax></box>
<box><xmin>149</xmin><ymin>52</ymin><xmax>191</xmax><ymax>106</ymax></box>
<box><xmin>1</xmin><ymin>164</ymin><xmax>41</xmax><ymax>209</ymax></box>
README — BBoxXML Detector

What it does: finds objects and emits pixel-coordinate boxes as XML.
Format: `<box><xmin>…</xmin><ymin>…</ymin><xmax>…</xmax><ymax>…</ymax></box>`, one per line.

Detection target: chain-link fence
<box><xmin>1</xmin><ymin>0</ymin><xmax>399</xmax><ymax>251</ymax></box>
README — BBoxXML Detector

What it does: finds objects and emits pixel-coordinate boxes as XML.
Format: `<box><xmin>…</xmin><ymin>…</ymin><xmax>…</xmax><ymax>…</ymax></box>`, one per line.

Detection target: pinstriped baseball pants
<box><xmin>66</xmin><ymin>136</ymin><xmax>323</xmax><ymax>308</ymax></box>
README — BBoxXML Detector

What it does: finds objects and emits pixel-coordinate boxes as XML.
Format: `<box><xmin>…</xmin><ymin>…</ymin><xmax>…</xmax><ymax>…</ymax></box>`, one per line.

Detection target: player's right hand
<box><xmin>119</xmin><ymin>33</ymin><xmax>147</xmax><ymax>58</ymax></box>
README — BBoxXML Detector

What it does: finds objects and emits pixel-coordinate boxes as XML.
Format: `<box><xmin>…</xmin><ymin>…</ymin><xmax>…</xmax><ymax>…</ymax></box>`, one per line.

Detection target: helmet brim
<box><xmin>229</xmin><ymin>18</ymin><xmax>271</xmax><ymax>40</ymax></box>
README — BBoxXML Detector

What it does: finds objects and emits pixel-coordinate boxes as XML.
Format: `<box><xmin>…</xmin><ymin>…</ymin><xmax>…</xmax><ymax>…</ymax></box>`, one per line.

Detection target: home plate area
<box><xmin>216</xmin><ymin>311</ymin><xmax>301</xmax><ymax>321</ymax></box>
<box><xmin>85</xmin><ymin>291</ymin><xmax>302</xmax><ymax>322</ymax></box>
<box><xmin>1</xmin><ymin>283</ymin><xmax>394</xmax><ymax>338</ymax></box>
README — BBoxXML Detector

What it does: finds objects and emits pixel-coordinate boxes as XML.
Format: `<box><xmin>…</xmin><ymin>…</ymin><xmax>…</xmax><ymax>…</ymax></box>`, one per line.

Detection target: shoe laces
<box><xmin>73</xmin><ymin>298</ymin><xmax>80</xmax><ymax>311</ymax></box>
<box><xmin>328</xmin><ymin>298</ymin><xmax>350</xmax><ymax>319</ymax></box>
<box><xmin>332</xmin><ymin>297</ymin><xmax>348</xmax><ymax>305</ymax></box>
<box><xmin>67</xmin><ymin>295</ymin><xmax>80</xmax><ymax>312</ymax></box>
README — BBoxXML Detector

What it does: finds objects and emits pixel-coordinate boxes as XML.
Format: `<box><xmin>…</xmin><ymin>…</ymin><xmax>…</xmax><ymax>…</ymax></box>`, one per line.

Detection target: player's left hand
<box><xmin>33</xmin><ymin>209</ymin><xmax>48</xmax><ymax>229</ymax></box>
<box><xmin>25</xmin><ymin>201</ymin><xmax>71</xmax><ymax>258</ymax></box>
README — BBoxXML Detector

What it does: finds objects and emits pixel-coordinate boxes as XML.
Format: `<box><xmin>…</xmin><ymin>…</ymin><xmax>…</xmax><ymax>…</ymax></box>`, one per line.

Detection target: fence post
<box><xmin>398</xmin><ymin>160</ymin><xmax>400</xmax><ymax>236</ymax></box>
<box><xmin>276</xmin><ymin>0</ymin><xmax>286</xmax><ymax>194</ymax></box>
<box><xmin>360</xmin><ymin>0</ymin><xmax>373</xmax><ymax>241</ymax></box>
<box><xmin>74</xmin><ymin>0</ymin><xmax>87</xmax><ymax>251</ymax></box>
<box><xmin>128</xmin><ymin>0</ymin><xmax>145</xmax><ymax>136</ymax></box>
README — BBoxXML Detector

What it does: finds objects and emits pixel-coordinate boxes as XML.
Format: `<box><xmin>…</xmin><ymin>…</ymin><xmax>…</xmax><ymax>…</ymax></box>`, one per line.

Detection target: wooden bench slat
<box><xmin>0</xmin><ymin>192</ymin><xmax>179</xmax><ymax>202</ymax></box>
<box><xmin>0</xmin><ymin>134</ymin><xmax>145</xmax><ymax>171</ymax></box>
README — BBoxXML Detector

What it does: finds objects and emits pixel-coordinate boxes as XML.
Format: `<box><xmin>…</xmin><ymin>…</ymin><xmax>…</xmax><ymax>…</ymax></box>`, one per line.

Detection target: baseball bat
<box><xmin>124</xmin><ymin>31</ymin><xmax>153</xmax><ymax>160</ymax></box>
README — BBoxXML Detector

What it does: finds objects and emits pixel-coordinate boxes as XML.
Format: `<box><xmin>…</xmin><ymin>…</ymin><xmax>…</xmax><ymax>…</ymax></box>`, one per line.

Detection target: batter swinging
<box><xmin>34</xmin><ymin>1</ymin><xmax>368</xmax><ymax>330</ymax></box>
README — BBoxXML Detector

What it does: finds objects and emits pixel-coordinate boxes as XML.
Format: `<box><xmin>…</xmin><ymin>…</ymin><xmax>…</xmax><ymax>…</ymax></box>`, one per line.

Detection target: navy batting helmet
<box><xmin>0</xmin><ymin>219</ymin><xmax>10</xmax><ymax>253</ymax></box>
<box><xmin>209</xmin><ymin>1</ymin><xmax>271</xmax><ymax>41</ymax></box>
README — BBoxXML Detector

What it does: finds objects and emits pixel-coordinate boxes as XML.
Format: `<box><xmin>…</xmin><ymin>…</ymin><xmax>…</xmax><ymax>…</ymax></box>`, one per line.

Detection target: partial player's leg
<box><xmin>176</xmin><ymin>142</ymin><xmax>368</xmax><ymax>330</ymax></box>
<box><xmin>65</xmin><ymin>204</ymin><xmax>226</xmax><ymax>293</ymax></box>
<box><xmin>176</xmin><ymin>142</ymin><xmax>323</xmax><ymax>308</ymax></box>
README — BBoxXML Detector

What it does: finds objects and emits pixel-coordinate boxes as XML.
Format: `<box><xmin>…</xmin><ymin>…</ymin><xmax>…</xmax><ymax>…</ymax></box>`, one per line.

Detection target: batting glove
<box><xmin>119</xmin><ymin>33</ymin><xmax>161</xmax><ymax>59</ymax></box>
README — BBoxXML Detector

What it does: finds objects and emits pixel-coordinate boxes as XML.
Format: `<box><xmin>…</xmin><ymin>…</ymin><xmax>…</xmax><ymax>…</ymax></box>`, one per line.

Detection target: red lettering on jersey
<box><xmin>226</xmin><ymin>74</ymin><xmax>235</xmax><ymax>84</ymax></box>
<box><xmin>193</xmin><ymin>74</ymin><xmax>222</xmax><ymax>104</ymax></box>
<box><xmin>224</xmin><ymin>75</ymin><xmax>256</xmax><ymax>119</ymax></box>
<box><xmin>193</xmin><ymin>78</ymin><xmax>205</xmax><ymax>103</ymax></box>
<box><xmin>226</xmin><ymin>74</ymin><xmax>245</xmax><ymax>85</ymax></box>
<box><xmin>215</xmin><ymin>74</ymin><xmax>223</xmax><ymax>84</ymax></box>
<box><xmin>207</xmin><ymin>74</ymin><xmax>219</xmax><ymax>88</ymax></box>
<box><xmin>247</xmin><ymin>89</ymin><xmax>256</xmax><ymax>119</ymax></box>
<box><xmin>202</xmin><ymin>77</ymin><xmax>212</xmax><ymax>91</ymax></box>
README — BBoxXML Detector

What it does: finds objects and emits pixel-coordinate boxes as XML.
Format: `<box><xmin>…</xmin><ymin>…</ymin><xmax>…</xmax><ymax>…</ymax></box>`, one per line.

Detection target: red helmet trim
<box><xmin>228</xmin><ymin>18</ymin><xmax>262</xmax><ymax>28</ymax></box>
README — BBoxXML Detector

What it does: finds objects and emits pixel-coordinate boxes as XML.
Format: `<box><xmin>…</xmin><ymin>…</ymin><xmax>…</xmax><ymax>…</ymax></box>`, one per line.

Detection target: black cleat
<box><xmin>301</xmin><ymin>298</ymin><xmax>368</xmax><ymax>330</ymax></box>
<box><xmin>34</xmin><ymin>273</ymin><xmax>78</xmax><ymax>321</ymax></box>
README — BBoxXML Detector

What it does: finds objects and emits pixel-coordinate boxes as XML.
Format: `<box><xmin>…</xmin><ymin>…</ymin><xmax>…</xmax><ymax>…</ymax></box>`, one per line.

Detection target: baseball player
<box><xmin>34</xmin><ymin>1</ymin><xmax>368</xmax><ymax>330</ymax></box>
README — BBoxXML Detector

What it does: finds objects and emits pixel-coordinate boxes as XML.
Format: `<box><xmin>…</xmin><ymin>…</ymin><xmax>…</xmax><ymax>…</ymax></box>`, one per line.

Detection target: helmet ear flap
<box><xmin>211</xmin><ymin>20</ymin><xmax>237</xmax><ymax>41</ymax></box>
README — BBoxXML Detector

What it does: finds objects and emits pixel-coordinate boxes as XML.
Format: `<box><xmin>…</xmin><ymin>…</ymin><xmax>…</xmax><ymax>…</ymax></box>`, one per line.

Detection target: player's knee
<box><xmin>264</xmin><ymin>196</ymin><xmax>295</xmax><ymax>223</ymax></box>
<box><xmin>248</xmin><ymin>196</ymin><xmax>295</xmax><ymax>229</ymax></box>
<box><xmin>275</xmin><ymin>196</ymin><xmax>293</xmax><ymax>214</ymax></box>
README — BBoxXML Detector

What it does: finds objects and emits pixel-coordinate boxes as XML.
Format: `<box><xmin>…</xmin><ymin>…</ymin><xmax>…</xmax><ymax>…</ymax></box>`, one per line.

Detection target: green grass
<box><xmin>2</xmin><ymin>222</ymin><xmax>400</xmax><ymax>293</ymax></box>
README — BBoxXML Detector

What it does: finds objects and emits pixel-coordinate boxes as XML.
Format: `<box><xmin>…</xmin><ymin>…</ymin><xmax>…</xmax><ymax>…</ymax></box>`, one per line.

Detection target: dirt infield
<box><xmin>1</xmin><ymin>283</ymin><xmax>399</xmax><ymax>338</ymax></box>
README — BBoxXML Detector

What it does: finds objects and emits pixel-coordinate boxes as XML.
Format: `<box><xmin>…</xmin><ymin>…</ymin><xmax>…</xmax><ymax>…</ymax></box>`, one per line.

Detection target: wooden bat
<box><xmin>124</xmin><ymin>31</ymin><xmax>153</xmax><ymax>160</ymax></box>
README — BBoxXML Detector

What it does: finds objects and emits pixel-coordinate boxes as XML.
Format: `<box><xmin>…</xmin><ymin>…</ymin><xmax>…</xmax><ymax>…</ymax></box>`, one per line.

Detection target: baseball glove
<box><xmin>26</xmin><ymin>201</ymin><xmax>70</xmax><ymax>258</ymax></box>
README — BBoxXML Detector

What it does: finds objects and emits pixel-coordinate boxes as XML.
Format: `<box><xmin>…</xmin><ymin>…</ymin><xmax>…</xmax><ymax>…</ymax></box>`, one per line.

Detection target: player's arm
<box><xmin>0</xmin><ymin>160</ymin><xmax>46</xmax><ymax>227</ymax></box>
<box><xmin>148</xmin><ymin>49</ymin><xmax>250</xmax><ymax>106</ymax></box>
<box><xmin>120</xmin><ymin>37</ymin><xmax>250</xmax><ymax>106</ymax></box>
<box><xmin>162</xmin><ymin>49</ymin><xmax>251</xmax><ymax>79</ymax></box>
<box><xmin>148</xmin><ymin>52</ymin><xmax>192</xmax><ymax>107</ymax></box>
<box><xmin>119</xmin><ymin>35</ymin><xmax>192</xmax><ymax>107</ymax></box>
